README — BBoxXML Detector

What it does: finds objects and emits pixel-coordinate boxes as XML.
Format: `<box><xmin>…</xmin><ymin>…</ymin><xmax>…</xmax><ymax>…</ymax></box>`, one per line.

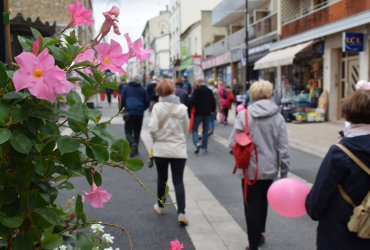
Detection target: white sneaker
<box><xmin>153</xmin><ymin>203</ymin><xmax>164</xmax><ymax>215</ymax></box>
<box><xmin>177</xmin><ymin>213</ymin><xmax>188</xmax><ymax>226</ymax></box>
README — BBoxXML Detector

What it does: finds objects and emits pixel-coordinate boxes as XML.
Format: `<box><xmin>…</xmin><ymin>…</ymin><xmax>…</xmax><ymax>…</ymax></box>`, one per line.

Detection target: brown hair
<box><xmin>342</xmin><ymin>90</ymin><xmax>370</xmax><ymax>124</ymax></box>
<box><xmin>156</xmin><ymin>79</ymin><xmax>175</xmax><ymax>97</ymax></box>
<box><xmin>249</xmin><ymin>80</ymin><xmax>273</xmax><ymax>101</ymax></box>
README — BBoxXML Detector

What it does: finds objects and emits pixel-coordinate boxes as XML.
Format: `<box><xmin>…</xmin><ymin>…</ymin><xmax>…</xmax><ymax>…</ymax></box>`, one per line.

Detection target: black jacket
<box><xmin>306</xmin><ymin>135</ymin><xmax>370</xmax><ymax>250</ymax></box>
<box><xmin>190</xmin><ymin>85</ymin><xmax>216</xmax><ymax>116</ymax></box>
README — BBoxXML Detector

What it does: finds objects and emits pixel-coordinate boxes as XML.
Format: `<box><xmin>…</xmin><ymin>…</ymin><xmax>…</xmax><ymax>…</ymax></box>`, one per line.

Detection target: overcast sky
<box><xmin>92</xmin><ymin>0</ymin><xmax>169</xmax><ymax>48</ymax></box>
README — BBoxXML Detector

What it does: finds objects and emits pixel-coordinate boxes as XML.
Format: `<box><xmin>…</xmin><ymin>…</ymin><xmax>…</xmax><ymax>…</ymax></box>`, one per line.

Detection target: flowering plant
<box><xmin>0</xmin><ymin>1</ymin><xmax>156</xmax><ymax>249</ymax></box>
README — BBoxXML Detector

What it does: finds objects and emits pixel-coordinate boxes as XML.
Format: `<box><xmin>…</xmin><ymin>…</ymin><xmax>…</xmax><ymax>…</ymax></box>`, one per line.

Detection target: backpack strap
<box><xmin>336</xmin><ymin>144</ymin><xmax>370</xmax><ymax>176</ymax></box>
<box><xmin>336</xmin><ymin>143</ymin><xmax>370</xmax><ymax>207</ymax></box>
<box><xmin>242</xmin><ymin>108</ymin><xmax>259</xmax><ymax>207</ymax></box>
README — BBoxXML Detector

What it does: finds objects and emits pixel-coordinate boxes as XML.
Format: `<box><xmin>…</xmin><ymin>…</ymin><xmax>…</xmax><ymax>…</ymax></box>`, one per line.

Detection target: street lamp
<box><xmin>245</xmin><ymin>0</ymin><xmax>249</xmax><ymax>90</ymax></box>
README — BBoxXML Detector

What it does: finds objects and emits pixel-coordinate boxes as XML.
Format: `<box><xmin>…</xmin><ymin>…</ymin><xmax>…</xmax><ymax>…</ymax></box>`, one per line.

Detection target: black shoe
<box><xmin>194</xmin><ymin>146</ymin><xmax>200</xmax><ymax>154</ymax></box>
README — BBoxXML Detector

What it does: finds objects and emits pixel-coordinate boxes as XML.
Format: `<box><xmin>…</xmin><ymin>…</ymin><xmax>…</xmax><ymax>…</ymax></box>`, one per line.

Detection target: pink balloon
<box><xmin>236</xmin><ymin>104</ymin><xmax>246</xmax><ymax>113</ymax></box>
<box><xmin>267</xmin><ymin>178</ymin><xmax>310</xmax><ymax>218</ymax></box>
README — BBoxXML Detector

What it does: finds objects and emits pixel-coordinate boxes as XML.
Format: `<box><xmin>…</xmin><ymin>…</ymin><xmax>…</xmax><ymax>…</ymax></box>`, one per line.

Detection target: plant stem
<box><xmin>4</xmin><ymin>0</ymin><xmax>13</xmax><ymax>69</ymax></box>
<box><xmin>108</xmin><ymin>162</ymin><xmax>174</xmax><ymax>206</ymax></box>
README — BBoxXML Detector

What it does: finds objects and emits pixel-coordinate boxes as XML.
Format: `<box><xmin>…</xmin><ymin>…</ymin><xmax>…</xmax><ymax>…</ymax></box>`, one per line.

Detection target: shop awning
<box><xmin>254</xmin><ymin>41</ymin><xmax>314</xmax><ymax>70</ymax></box>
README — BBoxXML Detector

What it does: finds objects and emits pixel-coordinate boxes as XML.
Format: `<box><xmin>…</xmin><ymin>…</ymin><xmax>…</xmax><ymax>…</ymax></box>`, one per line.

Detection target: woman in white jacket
<box><xmin>149</xmin><ymin>79</ymin><xmax>190</xmax><ymax>225</ymax></box>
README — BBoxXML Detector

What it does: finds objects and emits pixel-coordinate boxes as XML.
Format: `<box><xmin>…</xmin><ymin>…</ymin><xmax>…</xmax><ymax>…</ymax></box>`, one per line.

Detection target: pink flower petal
<box><xmin>83</xmin><ymin>184</ymin><xmax>112</xmax><ymax>208</ymax></box>
<box><xmin>32</xmin><ymin>36</ymin><xmax>41</xmax><ymax>56</ymax></box>
<box><xmin>68</xmin><ymin>0</ymin><xmax>94</xmax><ymax>26</ymax></box>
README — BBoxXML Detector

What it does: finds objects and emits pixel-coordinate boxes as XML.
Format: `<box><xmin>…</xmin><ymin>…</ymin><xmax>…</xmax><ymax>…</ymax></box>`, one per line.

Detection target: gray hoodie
<box><xmin>229</xmin><ymin>99</ymin><xmax>290</xmax><ymax>180</ymax></box>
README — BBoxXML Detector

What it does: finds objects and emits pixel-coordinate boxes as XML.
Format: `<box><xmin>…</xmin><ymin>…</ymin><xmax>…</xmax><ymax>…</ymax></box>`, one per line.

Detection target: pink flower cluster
<box><xmin>68</xmin><ymin>0</ymin><xmax>94</xmax><ymax>26</ymax></box>
<box><xmin>13</xmin><ymin>49</ymin><xmax>74</xmax><ymax>102</ymax></box>
<box><xmin>83</xmin><ymin>183</ymin><xmax>112</xmax><ymax>208</ymax></box>
<box><xmin>170</xmin><ymin>239</ymin><xmax>184</xmax><ymax>250</ymax></box>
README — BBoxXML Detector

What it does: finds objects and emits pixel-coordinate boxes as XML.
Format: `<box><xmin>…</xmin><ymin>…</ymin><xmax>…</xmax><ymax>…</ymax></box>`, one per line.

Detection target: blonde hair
<box><xmin>156</xmin><ymin>79</ymin><xmax>175</xmax><ymax>96</ymax></box>
<box><xmin>249</xmin><ymin>80</ymin><xmax>273</xmax><ymax>101</ymax></box>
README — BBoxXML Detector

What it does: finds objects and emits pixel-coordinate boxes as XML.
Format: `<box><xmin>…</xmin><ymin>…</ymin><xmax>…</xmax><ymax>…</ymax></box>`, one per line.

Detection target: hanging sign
<box><xmin>342</xmin><ymin>32</ymin><xmax>364</xmax><ymax>52</ymax></box>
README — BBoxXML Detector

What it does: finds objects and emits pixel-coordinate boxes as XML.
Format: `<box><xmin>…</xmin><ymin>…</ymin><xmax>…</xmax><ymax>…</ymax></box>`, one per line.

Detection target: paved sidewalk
<box><xmin>286</xmin><ymin>122</ymin><xmax>344</xmax><ymax>158</ymax></box>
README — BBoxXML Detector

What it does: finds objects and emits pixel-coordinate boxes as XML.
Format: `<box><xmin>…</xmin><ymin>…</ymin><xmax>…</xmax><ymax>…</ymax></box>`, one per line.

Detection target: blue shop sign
<box><xmin>342</xmin><ymin>32</ymin><xmax>364</xmax><ymax>52</ymax></box>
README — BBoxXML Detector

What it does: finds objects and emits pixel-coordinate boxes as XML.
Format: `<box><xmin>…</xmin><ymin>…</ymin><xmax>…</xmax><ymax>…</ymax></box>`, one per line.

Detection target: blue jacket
<box><xmin>120</xmin><ymin>82</ymin><xmax>149</xmax><ymax>115</ymax></box>
<box><xmin>306</xmin><ymin>135</ymin><xmax>370</xmax><ymax>250</ymax></box>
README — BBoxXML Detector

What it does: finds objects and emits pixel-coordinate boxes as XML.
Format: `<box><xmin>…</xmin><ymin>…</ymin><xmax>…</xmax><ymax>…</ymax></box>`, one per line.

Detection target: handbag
<box><xmin>158</xmin><ymin>104</ymin><xmax>178</xmax><ymax>129</ymax></box>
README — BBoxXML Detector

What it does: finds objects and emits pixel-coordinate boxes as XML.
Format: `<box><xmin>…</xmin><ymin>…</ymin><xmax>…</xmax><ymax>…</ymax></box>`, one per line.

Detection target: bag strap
<box><xmin>244</xmin><ymin>108</ymin><xmax>249</xmax><ymax>135</ymax></box>
<box><xmin>336</xmin><ymin>143</ymin><xmax>370</xmax><ymax>207</ymax></box>
<box><xmin>158</xmin><ymin>104</ymin><xmax>178</xmax><ymax>130</ymax></box>
<box><xmin>336</xmin><ymin>144</ymin><xmax>370</xmax><ymax>176</ymax></box>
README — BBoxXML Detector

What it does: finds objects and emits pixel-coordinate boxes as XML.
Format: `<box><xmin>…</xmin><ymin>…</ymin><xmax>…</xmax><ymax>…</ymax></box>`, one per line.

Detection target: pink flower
<box><xmin>13</xmin><ymin>49</ymin><xmax>74</xmax><ymax>102</ymax></box>
<box><xmin>95</xmin><ymin>39</ymin><xmax>128</xmax><ymax>74</ymax></box>
<box><xmin>32</xmin><ymin>35</ymin><xmax>41</xmax><ymax>56</ymax></box>
<box><xmin>170</xmin><ymin>239</ymin><xmax>184</xmax><ymax>250</ymax></box>
<box><xmin>82</xmin><ymin>183</ymin><xmax>112</xmax><ymax>208</ymax></box>
<box><xmin>68</xmin><ymin>0</ymin><xmax>94</xmax><ymax>26</ymax></box>
<box><xmin>124</xmin><ymin>33</ymin><xmax>152</xmax><ymax>62</ymax></box>
<box><xmin>74</xmin><ymin>48</ymin><xmax>95</xmax><ymax>74</ymax></box>
<box><xmin>96</xmin><ymin>6</ymin><xmax>120</xmax><ymax>43</ymax></box>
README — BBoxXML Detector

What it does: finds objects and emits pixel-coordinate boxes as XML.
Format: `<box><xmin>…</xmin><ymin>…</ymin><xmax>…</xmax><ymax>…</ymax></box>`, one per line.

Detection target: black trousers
<box><xmin>242</xmin><ymin>179</ymin><xmax>273</xmax><ymax>250</ymax></box>
<box><xmin>154</xmin><ymin>157</ymin><xmax>186</xmax><ymax>214</ymax></box>
<box><xmin>124</xmin><ymin>115</ymin><xmax>143</xmax><ymax>147</ymax></box>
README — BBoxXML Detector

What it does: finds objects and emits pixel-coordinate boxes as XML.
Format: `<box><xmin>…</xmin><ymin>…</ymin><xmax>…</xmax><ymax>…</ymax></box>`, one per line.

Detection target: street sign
<box><xmin>342</xmin><ymin>32</ymin><xmax>364</xmax><ymax>52</ymax></box>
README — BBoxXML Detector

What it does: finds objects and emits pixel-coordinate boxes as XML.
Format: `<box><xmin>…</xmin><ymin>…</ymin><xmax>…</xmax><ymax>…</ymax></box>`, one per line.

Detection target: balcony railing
<box><xmin>205</xmin><ymin>13</ymin><xmax>277</xmax><ymax>56</ymax></box>
<box><xmin>282</xmin><ymin>0</ymin><xmax>370</xmax><ymax>39</ymax></box>
<box><xmin>249</xmin><ymin>13</ymin><xmax>277</xmax><ymax>41</ymax></box>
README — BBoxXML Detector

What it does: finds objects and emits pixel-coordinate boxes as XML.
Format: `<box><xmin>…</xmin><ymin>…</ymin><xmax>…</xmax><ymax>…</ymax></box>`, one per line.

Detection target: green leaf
<box><xmin>17</xmin><ymin>35</ymin><xmax>33</xmax><ymax>51</ymax></box>
<box><xmin>125</xmin><ymin>158</ymin><xmax>144</xmax><ymax>171</ymax></box>
<box><xmin>70</xmin><ymin>61</ymin><xmax>95</xmax><ymax>70</ymax></box>
<box><xmin>81</xmin><ymin>85</ymin><xmax>98</xmax><ymax>98</ymax></box>
<box><xmin>77</xmin><ymin>232</ymin><xmax>94</xmax><ymax>250</ymax></box>
<box><xmin>30</xmin><ymin>27</ymin><xmax>41</xmax><ymax>39</ymax></box>
<box><xmin>90</xmin><ymin>144</ymin><xmax>109</xmax><ymax>164</ymax></box>
<box><xmin>66</xmin><ymin>90</ymin><xmax>82</xmax><ymax>105</ymax></box>
<box><xmin>0</xmin><ymin>215</ymin><xmax>23</xmax><ymax>228</ymax></box>
<box><xmin>41</xmin><ymin>234</ymin><xmax>63</xmax><ymax>249</ymax></box>
<box><xmin>0</xmin><ymin>101</ymin><xmax>10</xmax><ymax>126</ymax></box>
<box><xmin>3</xmin><ymin>91</ymin><xmax>30</xmax><ymax>100</ymax></box>
<box><xmin>161</xmin><ymin>184</ymin><xmax>170</xmax><ymax>203</ymax></box>
<box><xmin>67</xmin><ymin>76</ymin><xmax>82</xmax><ymax>82</ymax></box>
<box><xmin>57</xmin><ymin>136</ymin><xmax>80</xmax><ymax>154</ymax></box>
<box><xmin>110</xmin><ymin>139</ymin><xmax>130</xmax><ymax>162</ymax></box>
<box><xmin>91</xmin><ymin>124</ymin><xmax>114</xmax><ymax>142</ymax></box>
<box><xmin>0</xmin><ymin>62</ymin><xmax>8</xmax><ymax>88</ymax></box>
<box><xmin>10</xmin><ymin>132</ymin><xmax>32</xmax><ymax>154</ymax></box>
<box><xmin>34</xmin><ymin>158</ymin><xmax>49</xmax><ymax>176</ymax></box>
<box><xmin>10</xmin><ymin>106</ymin><xmax>29</xmax><ymax>124</ymax></box>
<box><xmin>13</xmin><ymin>231</ymin><xmax>33</xmax><ymax>250</ymax></box>
<box><xmin>86</xmin><ymin>108</ymin><xmax>102</xmax><ymax>124</ymax></box>
<box><xmin>85</xmin><ymin>170</ymin><xmax>102</xmax><ymax>187</ymax></box>
<box><xmin>60</xmin><ymin>151</ymin><xmax>82</xmax><ymax>170</ymax></box>
<box><xmin>58</xmin><ymin>182</ymin><xmax>74</xmax><ymax>190</ymax></box>
<box><xmin>6</xmin><ymin>70</ymin><xmax>14</xmax><ymax>79</ymax></box>
<box><xmin>93</xmin><ymin>71</ymin><xmax>103</xmax><ymax>83</ymax></box>
<box><xmin>76</xmin><ymin>70</ymin><xmax>95</xmax><ymax>85</ymax></box>
<box><xmin>0</xmin><ymin>128</ymin><xmax>11</xmax><ymax>144</ymax></box>
<box><xmin>75</xmin><ymin>195</ymin><xmax>86</xmax><ymax>223</ymax></box>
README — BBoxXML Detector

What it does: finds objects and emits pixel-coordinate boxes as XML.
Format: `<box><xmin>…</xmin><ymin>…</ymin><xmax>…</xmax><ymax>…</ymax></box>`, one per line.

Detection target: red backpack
<box><xmin>232</xmin><ymin>108</ymin><xmax>258</xmax><ymax>204</ymax></box>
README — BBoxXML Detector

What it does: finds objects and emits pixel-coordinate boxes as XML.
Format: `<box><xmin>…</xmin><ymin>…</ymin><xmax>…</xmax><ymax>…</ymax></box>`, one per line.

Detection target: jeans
<box><xmin>208</xmin><ymin>112</ymin><xmax>216</xmax><ymax>131</ymax></box>
<box><xmin>124</xmin><ymin>115</ymin><xmax>144</xmax><ymax>148</ymax></box>
<box><xmin>154</xmin><ymin>157</ymin><xmax>186</xmax><ymax>214</ymax></box>
<box><xmin>242</xmin><ymin>179</ymin><xmax>273</xmax><ymax>250</ymax></box>
<box><xmin>192</xmin><ymin>115</ymin><xmax>210</xmax><ymax>151</ymax></box>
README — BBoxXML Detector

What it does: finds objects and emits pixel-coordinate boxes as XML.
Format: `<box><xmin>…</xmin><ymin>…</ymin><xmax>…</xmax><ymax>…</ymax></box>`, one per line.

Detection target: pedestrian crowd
<box><xmin>117</xmin><ymin>74</ymin><xmax>370</xmax><ymax>250</ymax></box>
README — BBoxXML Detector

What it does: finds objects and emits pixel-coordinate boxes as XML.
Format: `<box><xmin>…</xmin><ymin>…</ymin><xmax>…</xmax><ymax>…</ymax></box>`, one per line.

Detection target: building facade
<box><xmin>169</xmin><ymin>0</ymin><xmax>222</xmax><ymax>78</ymax></box>
<box><xmin>203</xmin><ymin>0</ymin><xmax>278</xmax><ymax>86</ymax></box>
<box><xmin>255</xmin><ymin>0</ymin><xmax>370</xmax><ymax>121</ymax></box>
<box><xmin>141</xmin><ymin>10</ymin><xmax>171</xmax><ymax>79</ymax></box>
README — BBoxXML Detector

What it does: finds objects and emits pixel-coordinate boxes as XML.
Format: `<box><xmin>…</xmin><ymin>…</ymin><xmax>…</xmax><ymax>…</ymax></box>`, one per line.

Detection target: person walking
<box><xmin>175</xmin><ymin>77</ymin><xmax>189</xmax><ymax>106</ymax></box>
<box><xmin>229</xmin><ymin>80</ymin><xmax>290</xmax><ymax>250</ymax></box>
<box><xmin>207</xmin><ymin>79</ymin><xmax>220</xmax><ymax>135</ymax></box>
<box><xmin>190</xmin><ymin>78</ymin><xmax>216</xmax><ymax>154</ymax></box>
<box><xmin>120</xmin><ymin>74</ymin><xmax>149</xmax><ymax>157</ymax></box>
<box><xmin>146</xmin><ymin>75</ymin><xmax>159</xmax><ymax>112</ymax></box>
<box><xmin>149</xmin><ymin>79</ymin><xmax>190</xmax><ymax>226</ymax></box>
<box><xmin>305</xmin><ymin>88</ymin><xmax>370</xmax><ymax>250</ymax></box>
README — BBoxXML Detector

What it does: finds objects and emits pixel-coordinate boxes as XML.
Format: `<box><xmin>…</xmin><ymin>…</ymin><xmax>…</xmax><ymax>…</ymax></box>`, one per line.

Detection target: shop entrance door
<box><xmin>338</xmin><ymin>55</ymin><xmax>359</xmax><ymax>119</ymax></box>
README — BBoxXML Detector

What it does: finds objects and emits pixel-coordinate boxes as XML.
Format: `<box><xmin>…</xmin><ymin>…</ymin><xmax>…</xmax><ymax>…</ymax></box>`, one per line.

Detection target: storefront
<box><xmin>254</xmin><ymin>41</ymin><xmax>326</xmax><ymax>123</ymax></box>
<box><xmin>201</xmin><ymin>52</ymin><xmax>231</xmax><ymax>84</ymax></box>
